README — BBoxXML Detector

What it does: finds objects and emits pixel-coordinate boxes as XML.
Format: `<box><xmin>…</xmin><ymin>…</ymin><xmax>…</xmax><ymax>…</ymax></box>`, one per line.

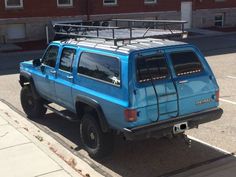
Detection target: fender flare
<box><xmin>75</xmin><ymin>95</ymin><xmax>110</xmax><ymax>133</ymax></box>
<box><xmin>19</xmin><ymin>71</ymin><xmax>40</xmax><ymax>99</ymax></box>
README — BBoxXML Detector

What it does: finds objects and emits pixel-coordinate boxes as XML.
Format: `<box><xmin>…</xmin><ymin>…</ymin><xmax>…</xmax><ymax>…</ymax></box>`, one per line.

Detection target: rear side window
<box><xmin>136</xmin><ymin>54</ymin><xmax>169</xmax><ymax>83</ymax></box>
<box><xmin>59</xmin><ymin>48</ymin><xmax>76</xmax><ymax>72</ymax></box>
<box><xmin>170</xmin><ymin>51</ymin><xmax>203</xmax><ymax>76</ymax></box>
<box><xmin>42</xmin><ymin>45</ymin><xmax>59</xmax><ymax>68</ymax></box>
<box><xmin>78</xmin><ymin>52</ymin><xmax>120</xmax><ymax>86</ymax></box>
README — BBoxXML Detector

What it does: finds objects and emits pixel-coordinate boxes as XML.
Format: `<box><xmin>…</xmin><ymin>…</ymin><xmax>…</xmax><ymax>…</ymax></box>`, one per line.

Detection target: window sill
<box><xmin>103</xmin><ymin>4</ymin><xmax>118</xmax><ymax>7</ymax></box>
<box><xmin>5</xmin><ymin>6</ymin><xmax>24</xmax><ymax>10</ymax></box>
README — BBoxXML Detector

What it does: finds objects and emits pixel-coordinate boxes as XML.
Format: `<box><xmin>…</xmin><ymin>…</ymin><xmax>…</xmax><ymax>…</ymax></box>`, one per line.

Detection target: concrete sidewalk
<box><xmin>0</xmin><ymin>101</ymin><xmax>103</xmax><ymax>177</ymax></box>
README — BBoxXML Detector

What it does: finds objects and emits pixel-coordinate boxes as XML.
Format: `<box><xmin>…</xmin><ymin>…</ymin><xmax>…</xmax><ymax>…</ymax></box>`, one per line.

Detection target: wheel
<box><xmin>80</xmin><ymin>113</ymin><xmax>113</xmax><ymax>159</ymax></box>
<box><xmin>20</xmin><ymin>85</ymin><xmax>47</xmax><ymax>119</ymax></box>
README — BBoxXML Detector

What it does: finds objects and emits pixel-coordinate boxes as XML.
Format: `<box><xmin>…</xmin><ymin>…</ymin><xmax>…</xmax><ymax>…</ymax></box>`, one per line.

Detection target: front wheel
<box><xmin>20</xmin><ymin>86</ymin><xmax>47</xmax><ymax>119</ymax></box>
<box><xmin>80</xmin><ymin>113</ymin><xmax>113</xmax><ymax>159</ymax></box>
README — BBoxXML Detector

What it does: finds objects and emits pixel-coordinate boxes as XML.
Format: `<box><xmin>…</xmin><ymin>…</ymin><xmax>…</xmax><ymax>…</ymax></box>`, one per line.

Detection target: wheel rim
<box><xmin>82</xmin><ymin>123</ymin><xmax>98</xmax><ymax>149</ymax></box>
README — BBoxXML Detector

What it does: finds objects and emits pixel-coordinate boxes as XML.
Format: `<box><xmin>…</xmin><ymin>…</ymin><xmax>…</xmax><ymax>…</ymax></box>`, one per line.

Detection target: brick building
<box><xmin>0</xmin><ymin>0</ymin><xmax>236</xmax><ymax>43</ymax></box>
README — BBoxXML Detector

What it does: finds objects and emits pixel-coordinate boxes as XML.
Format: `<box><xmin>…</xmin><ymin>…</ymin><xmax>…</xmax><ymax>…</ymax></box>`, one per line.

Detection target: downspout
<box><xmin>86</xmin><ymin>0</ymin><xmax>90</xmax><ymax>21</ymax></box>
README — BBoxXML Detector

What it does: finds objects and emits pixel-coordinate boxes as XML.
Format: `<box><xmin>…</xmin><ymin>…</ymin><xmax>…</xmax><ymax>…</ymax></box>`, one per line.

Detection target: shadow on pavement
<box><xmin>181</xmin><ymin>34</ymin><xmax>236</xmax><ymax>57</ymax></box>
<box><xmin>0</xmin><ymin>51</ymin><xmax>43</xmax><ymax>76</ymax></box>
<box><xmin>32</xmin><ymin>112</ymin><xmax>235</xmax><ymax>177</ymax></box>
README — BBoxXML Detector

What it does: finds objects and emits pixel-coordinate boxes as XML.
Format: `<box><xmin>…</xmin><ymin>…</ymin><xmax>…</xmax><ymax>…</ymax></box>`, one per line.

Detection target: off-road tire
<box><xmin>80</xmin><ymin>113</ymin><xmax>113</xmax><ymax>159</ymax></box>
<box><xmin>20</xmin><ymin>86</ymin><xmax>47</xmax><ymax>119</ymax></box>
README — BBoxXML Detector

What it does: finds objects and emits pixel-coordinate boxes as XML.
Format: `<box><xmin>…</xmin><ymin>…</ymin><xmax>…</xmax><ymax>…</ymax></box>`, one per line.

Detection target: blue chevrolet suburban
<box><xmin>19</xmin><ymin>37</ymin><xmax>223</xmax><ymax>158</ymax></box>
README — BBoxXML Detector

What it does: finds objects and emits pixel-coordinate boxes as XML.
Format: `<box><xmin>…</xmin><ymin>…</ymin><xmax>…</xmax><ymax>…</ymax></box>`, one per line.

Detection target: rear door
<box><xmin>54</xmin><ymin>46</ymin><xmax>77</xmax><ymax>110</ymax></box>
<box><xmin>134</xmin><ymin>51</ymin><xmax>178</xmax><ymax>122</ymax></box>
<box><xmin>166</xmin><ymin>47</ymin><xmax>218</xmax><ymax>116</ymax></box>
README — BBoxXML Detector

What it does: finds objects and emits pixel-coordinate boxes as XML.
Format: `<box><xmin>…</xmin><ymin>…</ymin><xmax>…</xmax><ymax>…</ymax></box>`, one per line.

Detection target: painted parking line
<box><xmin>188</xmin><ymin>135</ymin><xmax>233</xmax><ymax>155</ymax></box>
<box><xmin>220</xmin><ymin>98</ymin><xmax>236</xmax><ymax>105</ymax></box>
<box><xmin>227</xmin><ymin>76</ymin><xmax>236</xmax><ymax>79</ymax></box>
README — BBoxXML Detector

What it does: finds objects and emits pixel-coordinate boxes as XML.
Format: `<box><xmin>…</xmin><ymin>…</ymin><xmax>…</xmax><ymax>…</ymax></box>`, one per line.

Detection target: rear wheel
<box><xmin>20</xmin><ymin>86</ymin><xmax>47</xmax><ymax>119</ymax></box>
<box><xmin>80</xmin><ymin>113</ymin><xmax>113</xmax><ymax>159</ymax></box>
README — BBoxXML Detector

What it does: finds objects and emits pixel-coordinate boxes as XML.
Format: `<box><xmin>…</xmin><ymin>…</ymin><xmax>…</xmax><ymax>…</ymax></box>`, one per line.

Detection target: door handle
<box><xmin>50</xmin><ymin>70</ymin><xmax>56</xmax><ymax>74</ymax></box>
<box><xmin>67</xmin><ymin>75</ymin><xmax>73</xmax><ymax>79</ymax></box>
<box><xmin>178</xmin><ymin>80</ymin><xmax>188</xmax><ymax>84</ymax></box>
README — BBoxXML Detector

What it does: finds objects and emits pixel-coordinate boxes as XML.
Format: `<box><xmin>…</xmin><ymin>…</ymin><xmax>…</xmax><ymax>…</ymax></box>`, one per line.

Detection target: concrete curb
<box><xmin>0</xmin><ymin>100</ymin><xmax>104</xmax><ymax>177</ymax></box>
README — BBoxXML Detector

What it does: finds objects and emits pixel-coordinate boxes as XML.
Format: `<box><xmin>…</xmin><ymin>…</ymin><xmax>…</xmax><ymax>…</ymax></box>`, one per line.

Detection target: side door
<box><xmin>36</xmin><ymin>44</ymin><xmax>59</xmax><ymax>100</ymax></box>
<box><xmin>166</xmin><ymin>48</ymin><xmax>218</xmax><ymax>116</ymax></box>
<box><xmin>54</xmin><ymin>46</ymin><xmax>77</xmax><ymax>110</ymax></box>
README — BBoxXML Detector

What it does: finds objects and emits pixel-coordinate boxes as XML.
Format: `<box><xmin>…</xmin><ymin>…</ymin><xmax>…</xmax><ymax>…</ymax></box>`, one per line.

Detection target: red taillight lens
<box><xmin>216</xmin><ymin>90</ymin><xmax>220</xmax><ymax>102</ymax></box>
<box><xmin>124</xmin><ymin>109</ymin><xmax>137</xmax><ymax>122</ymax></box>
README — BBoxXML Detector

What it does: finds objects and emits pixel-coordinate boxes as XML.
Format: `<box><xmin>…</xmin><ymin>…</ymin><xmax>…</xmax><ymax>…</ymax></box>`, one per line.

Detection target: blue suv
<box><xmin>19</xmin><ymin>38</ymin><xmax>223</xmax><ymax>158</ymax></box>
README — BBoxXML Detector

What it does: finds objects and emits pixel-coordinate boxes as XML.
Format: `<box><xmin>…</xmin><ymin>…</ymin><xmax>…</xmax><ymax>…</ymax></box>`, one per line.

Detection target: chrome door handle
<box><xmin>50</xmin><ymin>70</ymin><xmax>56</xmax><ymax>74</ymax></box>
<box><xmin>67</xmin><ymin>75</ymin><xmax>73</xmax><ymax>79</ymax></box>
<box><xmin>179</xmin><ymin>80</ymin><xmax>188</xmax><ymax>84</ymax></box>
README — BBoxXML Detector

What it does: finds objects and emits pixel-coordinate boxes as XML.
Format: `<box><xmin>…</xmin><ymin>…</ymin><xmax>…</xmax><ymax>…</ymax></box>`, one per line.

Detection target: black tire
<box><xmin>20</xmin><ymin>86</ymin><xmax>47</xmax><ymax>119</ymax></box>
<box><xmin>80</xmin><ymin>113</ymin><xmax>113</xmax><ymax>159</ymax></box>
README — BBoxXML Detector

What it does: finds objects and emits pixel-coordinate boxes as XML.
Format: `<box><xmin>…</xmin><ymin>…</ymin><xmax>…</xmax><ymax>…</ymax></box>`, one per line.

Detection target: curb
<box><xmin>0</xmin><ymin>100</ymin><xmax>104</xmax><ymax>177</ymax></box>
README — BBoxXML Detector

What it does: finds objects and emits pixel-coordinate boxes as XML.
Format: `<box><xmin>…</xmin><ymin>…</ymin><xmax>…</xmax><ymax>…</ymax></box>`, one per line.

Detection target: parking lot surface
<box><xmin>1</xmin><ymin>34</ymin><xmax>236</xmax><ymax>176</ymax></box>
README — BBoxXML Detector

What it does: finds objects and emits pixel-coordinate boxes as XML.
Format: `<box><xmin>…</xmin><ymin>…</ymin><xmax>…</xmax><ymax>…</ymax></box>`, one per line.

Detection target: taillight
<box><xmin>124</xmin><ymin>109</ymin><xmax>137</xmax><ymax>122</ymax></box>
<box><xmin>216</xmin><ymin>90</ymin><xmax>220</xmax><ymax>102</ymax></box>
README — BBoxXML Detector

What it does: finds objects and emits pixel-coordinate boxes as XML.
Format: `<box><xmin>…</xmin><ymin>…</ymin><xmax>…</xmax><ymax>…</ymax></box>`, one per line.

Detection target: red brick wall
<box><xmin>0</xmin><ymin>0</ymin><xmax>85</xmax><ymax>18</ymax></box>
<box><xmin>88</xmin><ymin>0</ymin><xmax>181</xmax><ymax>15</ymax></box>
<box><xmin>1</xmin><ymin>0</ymin><xmax>236</xmax><ymax>19</ymax></box>
<box><xmin>193</xmin><ymin>0</ymin><xmax>236</xmax><ymax>10</ymax></box>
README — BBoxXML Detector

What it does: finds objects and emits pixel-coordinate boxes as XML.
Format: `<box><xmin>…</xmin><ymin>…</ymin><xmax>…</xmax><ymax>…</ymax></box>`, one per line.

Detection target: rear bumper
<box><xmin>123</xmin><ymin>108</ymin><xmax>223</xmax><ymax>140</ymax></box>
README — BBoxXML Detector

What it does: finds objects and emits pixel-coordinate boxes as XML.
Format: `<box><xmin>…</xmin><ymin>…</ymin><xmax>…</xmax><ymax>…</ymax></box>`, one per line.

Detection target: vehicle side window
<box><xmin>136</xmin><ymin>54</ymin><xmax>169</xmax><ymax>83</ymax></box>
<box><xmin>59</xmin><ymin>48</ymin><xmax>76</xmax><ymax>72</ymax></box>
<box><xmin>170</xmin><ymin>51</ymin><xmax>203</xmax><ymax>76</ymax></box>
<box><xmin>42</xmin><ymin>45</ymin><xmax>59</xmax><ymax>68</ymax></box>
<box><xmin>78</xmin><ymin>52</ymin><xmax>120</xmax><ymax>86</ymax></box>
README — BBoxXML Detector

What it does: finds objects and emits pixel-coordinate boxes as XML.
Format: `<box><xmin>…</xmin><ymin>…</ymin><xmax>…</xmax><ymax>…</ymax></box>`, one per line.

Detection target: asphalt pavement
<box><xmin>1</xmin><ymin>34</ymin><xmax>236</xmax><ymax>177</ymax></box>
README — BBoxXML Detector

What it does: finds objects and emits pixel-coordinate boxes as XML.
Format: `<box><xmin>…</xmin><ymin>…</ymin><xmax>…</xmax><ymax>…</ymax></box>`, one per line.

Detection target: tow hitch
<box><xmin>173</xmin><ymin>122</ymin><xmax>189</xmax><ymax>134</ymax></box>
<box><xmin>173</xmin><ymin>122</ymin><xmax>191</xmax><ymax>147</ymax></box>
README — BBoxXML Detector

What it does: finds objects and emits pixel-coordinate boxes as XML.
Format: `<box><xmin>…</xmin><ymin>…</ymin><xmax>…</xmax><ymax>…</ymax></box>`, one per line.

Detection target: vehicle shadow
<box><xmin>181</xmin><ymin>36</ymin><xmax>236</xmax><ymax>57</ymax></box>
<box><xmin>33</xmin><ymin>112</ymin><xmax>235</xmax><ymax>177</ymax></box>
<box><xmin>0</xmin><ymin>51</ymin><xmax>43</xmax><ymax>76</ymax></box>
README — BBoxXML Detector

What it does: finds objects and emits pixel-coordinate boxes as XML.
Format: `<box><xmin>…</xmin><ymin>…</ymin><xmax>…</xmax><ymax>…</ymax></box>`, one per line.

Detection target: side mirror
<box><xmin>33</xmin><ymin>58</ymin><xmax>41</xmax><ymax>67</ymax></box>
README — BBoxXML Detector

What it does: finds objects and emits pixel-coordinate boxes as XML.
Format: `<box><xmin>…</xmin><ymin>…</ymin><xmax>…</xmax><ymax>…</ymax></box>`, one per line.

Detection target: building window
<box><xmin>103</xmin><ymin>0</ymin><xmax>117</xmax><ymax>6</ymax></box>
<box><xmin>215</xmin><ymin>13</ymin><xmax>224</xmax><ymax>27</ymax></box>
<box><xmin>57</xmin><ymin>0</ymin><xmax>73</xmax><ymax>7</ymax></box>
<box><xmin>144</xmin><ymin>0</ymin><xmax>157</xmax><ymax>4</ymax></box>
<box><xmin>5</xmin><ymin>0</ymin><xmax>23</xmax><ymax>8</ymax></box>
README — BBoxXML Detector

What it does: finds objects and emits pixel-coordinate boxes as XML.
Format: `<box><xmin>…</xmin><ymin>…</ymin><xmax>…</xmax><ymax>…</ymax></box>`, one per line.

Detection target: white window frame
<box><xmin>103</xmin><ymin>0</ymin><xmax>117</xmax><ymax>6</ymax></box>
<box><xmin>5</xmin><ymin>0</ymin><xmax>23</xmax><ymax>9</ymax></box>
<box><xmin>57</xmin><ymin>0</ymin><xmax>73</xmax><ymax>7</ymax></box>
<box><xmin>214</xmin><ymin>13</ymin><xmax>224</xmax><ymax>27</ymax></box>
<box><xmin>144</xmin><ymin>0</ymin><xmax>157</xmax><ymax>4</ymax></box>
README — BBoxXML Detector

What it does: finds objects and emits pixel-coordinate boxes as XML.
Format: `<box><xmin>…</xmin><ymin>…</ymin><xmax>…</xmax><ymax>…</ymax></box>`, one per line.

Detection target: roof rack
<box><xmin>53</xmin><ymin>19</ymin><xmax>188</xmax><ymax>46</ymax></box>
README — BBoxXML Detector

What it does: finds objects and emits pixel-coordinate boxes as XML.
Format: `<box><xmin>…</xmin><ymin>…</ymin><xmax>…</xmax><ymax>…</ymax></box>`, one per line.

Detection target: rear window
<box><xmin>136</xmin><ymin>54</ymin><xmax>169</xmax><ymax>83</ymax></box>
<box><xmin>170</xmin><ymin>51</ymin><xmax>203</xmax><ymax>76</ymax></box>
<box><xmin>78</xmin><ymin>52</ymin><xmax>120</xmax><ymax>86</ymax></box>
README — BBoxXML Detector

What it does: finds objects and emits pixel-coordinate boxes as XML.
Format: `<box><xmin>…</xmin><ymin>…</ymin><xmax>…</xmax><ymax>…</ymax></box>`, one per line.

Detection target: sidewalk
<box><xmin>0</xmin><ymin>101</ymin><xmax>103</xmax><ymax>177</ymax></box>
